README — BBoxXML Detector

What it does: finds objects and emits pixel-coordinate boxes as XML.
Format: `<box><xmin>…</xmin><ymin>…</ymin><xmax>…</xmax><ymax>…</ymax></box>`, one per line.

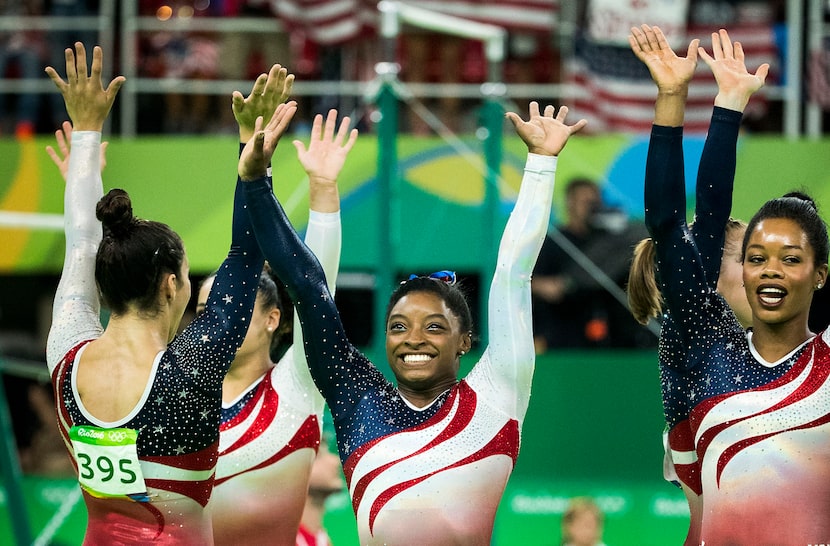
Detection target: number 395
<box><xmin>77</xmin><ymin>453</ymin><xmax>137</xmax><ymax>484</ymax></box>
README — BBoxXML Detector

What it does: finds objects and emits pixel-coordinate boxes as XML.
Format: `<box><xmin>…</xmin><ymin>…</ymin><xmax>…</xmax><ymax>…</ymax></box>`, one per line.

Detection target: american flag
<box><xmin>388</xmin><ymin>0</ymin><xmax>559</xmax><ymax>33</ymax></box>
<box><xmin>272</xmin><ymin>0</ymin><xmax>370</xmax><ymax>45</ymax></box>
<box><xmin>274</xmin><ymin>0</ymin><xmax>560</xmax><ymax>45</ymax></box>
<box><xmin>809</xmin><ymin>39</ymin><xmax>830</xmax><ymax>109</ymax></box>
<box><xmin>566</xmin><ymin>0</ymin><xmax>779</xmax><ymax>133</ymax></box>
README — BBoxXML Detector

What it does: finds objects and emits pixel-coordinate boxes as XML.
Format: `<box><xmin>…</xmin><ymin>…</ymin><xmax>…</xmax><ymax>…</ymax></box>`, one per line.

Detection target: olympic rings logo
<box><xmin>108</xmin><ymin>431</ymin><xmax>128</xmax><ymax>443</ymax></box>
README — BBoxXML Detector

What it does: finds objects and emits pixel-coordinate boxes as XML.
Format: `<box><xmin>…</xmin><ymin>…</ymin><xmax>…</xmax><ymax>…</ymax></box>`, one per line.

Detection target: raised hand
<box><xmin>239</xmin><ymin>101</ymin><xmax>298</xmax><ymax>181</ymax></box>
<box><xmin>699</xmin><ymin>28</ymin><xmax>769</xmax><ymax>112</ymax></box>
<box><xmin>44</xmin><ymin>43</ymin><xmax>125</xmax><ymax>132</ymax></box>
<box><xmin>232</xmin><ymin>64</ymin><xmax>295</xmax><ymax>143</ymax></box>
<box><xmin>629</xmin><ymin>25</ymin><xmax>699</xmax><ymax>95</ymax></box>
<box><xmin>505</xmin><ymin>102</ymin><xmax>587</xmax><ymax>157</ymax></box>
<box><xmin>46</xmin><ymin>121</ymin><xmax>108</xmax><ymax>180</ymax></box>
<box><xmin>292</xmin><ymin>109</ymin><xmax>358</xmax><ymax>213</ymax></box>
<box><xmin>294</xmin><ymin>110</ymin><xmax>358</xmax><ymax>184</ymax></box>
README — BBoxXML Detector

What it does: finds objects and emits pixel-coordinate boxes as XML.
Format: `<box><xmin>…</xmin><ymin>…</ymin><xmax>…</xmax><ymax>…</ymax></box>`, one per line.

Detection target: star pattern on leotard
<box><xmin>659</xmin><ymin>286</ymin><xmax>805</xmax><ymax>430</ymax></box>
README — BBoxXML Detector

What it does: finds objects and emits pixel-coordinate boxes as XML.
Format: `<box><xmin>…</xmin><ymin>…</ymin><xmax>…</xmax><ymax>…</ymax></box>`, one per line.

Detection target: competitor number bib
<box><xmin>69</xmin><ymin>425</ymin><xmax>148</xmax><ymax>501</ymax></box>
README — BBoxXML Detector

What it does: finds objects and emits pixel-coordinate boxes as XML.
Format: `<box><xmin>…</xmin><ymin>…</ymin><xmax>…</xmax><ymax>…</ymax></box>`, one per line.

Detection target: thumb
<box><xmin>505</xmin><ymin>112</ymin><xmax>522</xmax><ymax>129</ymax></box>
<box><xmin>252</xmin><ymin>131</ymin><xmax>266</xmax><ymax>155</ymax></box>
<box><xmin>105</xmin><ymin>76</ymin><xmax>126</xmax><ymax>97</ymax></box>
<box><xmin>292</xmin><ymin>139</ymin><xmax>306</xmax><ymax>156</ymax></box>
<box><xmin>755</xmin><ymin>63</ymin><xmax>770</xmax><ymax>85</ymax></box>
<box><xmin>686</xmin><ymin>39</ymin><xmax>700</xmax><ymax>61</ymax></box>
<box><xmin>231</xmin><ymin>92</ymin><xmax>244</xmax><ymax>112</ymax></box>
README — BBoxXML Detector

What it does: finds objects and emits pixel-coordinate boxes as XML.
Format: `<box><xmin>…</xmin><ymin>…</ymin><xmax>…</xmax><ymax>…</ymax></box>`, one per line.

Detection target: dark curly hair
<box><xmin>95</xmin><ymin>189</ymin><xmax>185</xmax><ymax>316</ymax></box>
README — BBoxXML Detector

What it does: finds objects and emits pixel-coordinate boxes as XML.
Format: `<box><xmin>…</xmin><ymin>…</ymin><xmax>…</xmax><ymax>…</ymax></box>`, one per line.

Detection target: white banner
<box><xmin>587</xmin><ymin>0</ymin><xmax>690</xmax><ymax>47</ymax></box>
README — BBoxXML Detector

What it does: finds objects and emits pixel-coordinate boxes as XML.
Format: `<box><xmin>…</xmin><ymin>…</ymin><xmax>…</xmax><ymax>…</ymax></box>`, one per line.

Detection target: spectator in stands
<box><xmin>138</xmin><ymin>1</ymin><xmax>221</xmax><ymax>133</ymax></box>
<box><xmin>47</xmin><ymin>0</ymin><xmax>96</xmax><ymax>129</ymax></box>
<box><xmin>532</xmin><ymin>177</ymin><xmax>652</xmax><ymax>351</ymax></box>
<box><xmin>402</xmin><ymin>32</ymin><xmax>465</xmax><ymax>135</ymax></box>
<box><xmin>0</xmin><ymin>0</ymin><xmax>45</xmax><ymax>137</ymax></box>
<box><xmin>216</xmin><ymin>0</ymin><xmax>289</xmax><ymax>131</ymax></box>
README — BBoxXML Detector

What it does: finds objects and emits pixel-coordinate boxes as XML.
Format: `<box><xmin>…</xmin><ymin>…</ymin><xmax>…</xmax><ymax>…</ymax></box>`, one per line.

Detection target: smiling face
<box><xmin>385</xmin><ymin>291</ymin><xmax>472</xmax><ymax>403</ymax></box>
<box><xmin>743</xmin><ymin>217</ymin><xmax>828</xmax><ymax>329</ymax></box>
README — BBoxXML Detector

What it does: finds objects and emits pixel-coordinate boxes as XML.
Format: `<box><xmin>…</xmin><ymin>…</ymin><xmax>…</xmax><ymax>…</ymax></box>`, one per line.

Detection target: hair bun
<box><xmin>96</xmin><ymin>188</ymin><xmax>135</xmax><ymax>238</ymax></box>
<box><xmin>783</xmin><ymin>191</ymin><xmax>818</xmax><ymax>211</ymax></box>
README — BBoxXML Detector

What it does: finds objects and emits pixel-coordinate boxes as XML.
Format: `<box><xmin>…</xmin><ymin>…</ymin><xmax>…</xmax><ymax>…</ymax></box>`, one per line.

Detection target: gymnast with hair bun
<box><xmin>44</xmin><ymin>42</ymin><xmax>267</xmax><ymax>543</ymax></box>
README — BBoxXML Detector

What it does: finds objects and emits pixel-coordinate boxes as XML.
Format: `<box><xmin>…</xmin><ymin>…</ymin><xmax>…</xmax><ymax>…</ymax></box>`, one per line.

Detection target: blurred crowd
<box><xmin>2</xmin><ymin>0</ymin><xmax>828</xmax><ymax>137</ymax></box>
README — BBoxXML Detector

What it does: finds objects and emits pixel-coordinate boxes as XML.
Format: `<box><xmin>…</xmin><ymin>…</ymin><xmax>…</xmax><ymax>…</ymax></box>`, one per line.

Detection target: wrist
<box><xmin>71</xmin><ymin>122</ymin><xmax>104</xmax><ymax>131</ymax></box>
<box><xmin>656</xmin><ymin>84</ymin><xmax>689</xmax><ymax>98</ymax></box>
<box><xmin>240</xmin><ymin>172</ymin><xmax>267</xmax><ymax>182</ymax></box>
<box><xmin>308</xmin><ymin>175</ymin><xmax>337</xmax><ymax>186</ymax></box>
<box><xmin>713</xmin><ymin>92</ymin><xmax>750</xmax><ymax>113</ymax></box>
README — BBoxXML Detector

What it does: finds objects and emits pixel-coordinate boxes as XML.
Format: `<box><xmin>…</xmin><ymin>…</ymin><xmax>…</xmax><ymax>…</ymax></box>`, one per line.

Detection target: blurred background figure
<box><xmin>561</xmin><ymin>497</ymin><xmax>606</xmax><ymax>546</ymax></box>
<box><xmin>296</xmin><ymin>436</ymin><xmax>346</xmax><ymax>546</ymax></box>
<box><xmin>0</xmin><ymin>0</ymin><xmax>45</xmax><ymax>137</ymax></box>
<box><xmin>46</xmin><ymin>0</ymin><xmax>96</xmax><ymax>130</ymax></box>
<box><xmin>532</xmin><ymin>177</ymin><xmax>652</xmax><ymax>352</ymax></box>
<box><xmin>138</xmin><ymin>0</ymin><xmax>221</xmax><ymax>133</ymax></box>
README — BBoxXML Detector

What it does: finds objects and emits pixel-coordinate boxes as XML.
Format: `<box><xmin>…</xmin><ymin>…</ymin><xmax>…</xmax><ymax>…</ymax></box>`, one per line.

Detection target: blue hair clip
<box><xmin>407</xmin><ymin>270</ymin><xmax>457</xmax><ymax>286</ymax></box>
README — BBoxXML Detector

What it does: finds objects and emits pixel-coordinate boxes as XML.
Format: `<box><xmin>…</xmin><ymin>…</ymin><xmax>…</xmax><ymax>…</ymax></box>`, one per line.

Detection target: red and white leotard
<box><xmin>209</xmin><ymin>210</ymin><xmax>341</xmax><ymax>545</ymax></box>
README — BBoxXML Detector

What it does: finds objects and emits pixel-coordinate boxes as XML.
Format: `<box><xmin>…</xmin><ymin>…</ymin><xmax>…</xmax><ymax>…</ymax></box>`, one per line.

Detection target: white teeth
<box><xmin>403</xmin><ymin>354</ymin><xmax>431</xmax><ymax>363</ymax></box>
<box><xmin>758</xmin><ymin>287</ymin><xmax>785</xmax><ymax>305</ymax></box>
<box><xmin>759</xmin><ymin>287</ymin><xmax>785</xmax><ymax>295</ymax></box>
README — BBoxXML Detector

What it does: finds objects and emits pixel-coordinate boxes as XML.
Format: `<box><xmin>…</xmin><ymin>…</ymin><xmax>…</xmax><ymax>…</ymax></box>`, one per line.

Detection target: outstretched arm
<box><xmin>288</xmin><ymin>110</ymin><xmax>358</xmax><ymax>408</ymax></box>
<box><xmin>171</xmin><ymin>73</ymin><xmax>288</xmax><ymax>380</ymax></box>
<box><xmin>476</xmin><ymin>103</ymin><xmax>585</xmax><ymax>421</ymax></box>
<box><xmin>242</xmin><ymin>106</ymin><xmax>382</xmax><ymax>415</ymax></box>
<box><xmin>45</xmin><ymin>43</ymin><xmax>124</xmax><ymax>371</ymax></box>
<box><xmin>694</xmin><ymin>29</ymin><xmax>769</xmax><ymax>280</ymax></box>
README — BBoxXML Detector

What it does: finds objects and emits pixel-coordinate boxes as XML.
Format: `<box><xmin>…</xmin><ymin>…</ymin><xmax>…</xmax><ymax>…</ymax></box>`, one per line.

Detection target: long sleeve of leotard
<box><xmin>692</xmin><ymin>107</ymin><xmax>743</xmax><ymax>282</ymax></box>
<box><xmin>467</xmin><ymin>153</ymin><xmax>556</xmax><ymax>423</ymax></box>
<box><xmin>166</xmin><ymin>173</ymin><xmax>264</xmax><ymax>388</ymax></box>
<box><xmin>46</xmin><ymin>131</ymin><xmax>105</xmax><ymax>373</ymax></box>
<box><xmin>243</xmin><ymin>178</ymin><xmax>386</xmax><ymax>412</ymax></box>
<box><xmin>285</xmin><ymin>209</ymin><xmax>342</xmax><ymax>415</ymax></box>
<box><xmin>645</xmin><ymin>126</ymin><xmax>714</xmax><ymax>357</ymax></box>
